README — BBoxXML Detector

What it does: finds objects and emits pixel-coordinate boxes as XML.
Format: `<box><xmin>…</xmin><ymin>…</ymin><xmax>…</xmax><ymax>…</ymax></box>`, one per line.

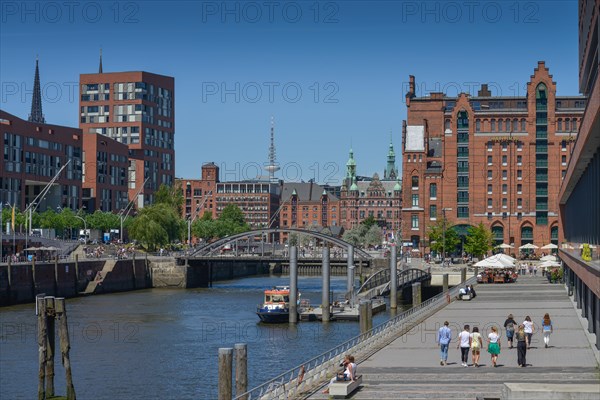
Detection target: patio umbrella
<box><xmin>578</xmin><ymin>244</ymin><xmax>598</xmax><ymax>249</ymax></box>
<box><xmin>411</xmin><ymin>248</ymin><xmax>420</xmax><ymax>253</ymax></box>
<box><xmin>474</xmin><ymin>254</ymin><xmax>514</xmax><ymax>268</ymax></box>
<box><xmin>539</xmin><ymin>260</ymin><xmax>561</xmax><ymax>268</ymax></box>
<box><xmin>24</xmin><ymin>246</ymin><xmax>40</xmax><ymax>251</ymax></box>
<box><xmin>45</xmin><ymin>246</ymin><xmax>60</xmax><ymax>251</ymax></box>
<box><xmin>541</xmin><ymin>243</ymin><xmax>558</xmax><ymax>250</ymax></box>
<box><xmin>519</xmin><ymin>243</ymin><xmax>539</xmax><ymax>250</ymax></box>
<box><xmin>540</xmin><ymin>255</ymin><xmax>558</xmax><ymax>262</ymax></box>
<box><xmin>496</xmin><ymin>243</ymin><xmax>514</xmax><ymax>249</ymax></box>
<box><xmin>496</xmin><ymin>253</ymin><xmax>516</xmax><ymax>263</ymax></box>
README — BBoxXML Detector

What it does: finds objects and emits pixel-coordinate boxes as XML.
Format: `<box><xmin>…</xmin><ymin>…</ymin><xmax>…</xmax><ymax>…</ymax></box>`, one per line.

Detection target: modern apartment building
<box><xmin>79</xmin><ymin>66</ymin><xmax>175</xmax><ymax>208</ymax></box>
<box><xmin>401</xmin><ymin>63</ymin><xmax>585</xmax><ymax>253</ymax></box>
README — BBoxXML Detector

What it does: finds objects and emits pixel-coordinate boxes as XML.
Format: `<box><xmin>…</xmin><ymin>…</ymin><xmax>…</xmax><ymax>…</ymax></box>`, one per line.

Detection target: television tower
<box><xmin>264</xmin><ymin>117</ymin><xmax>280</xmax><ymax>182</ymax></box>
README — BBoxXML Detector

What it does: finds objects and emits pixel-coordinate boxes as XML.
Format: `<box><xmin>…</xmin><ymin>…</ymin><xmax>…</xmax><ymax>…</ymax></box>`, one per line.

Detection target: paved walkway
<box><xmin>310</xmin><ymin>275</ymin><xmax>599</xmax><ymax>399</ymax></box>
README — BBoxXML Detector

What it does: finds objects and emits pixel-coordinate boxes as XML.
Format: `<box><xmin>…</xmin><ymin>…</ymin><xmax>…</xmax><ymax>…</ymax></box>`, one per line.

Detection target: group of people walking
<box><xmin>437</xmin><ymin>313</ymin><xmax>553</xmax><ymax>367</ymax></box>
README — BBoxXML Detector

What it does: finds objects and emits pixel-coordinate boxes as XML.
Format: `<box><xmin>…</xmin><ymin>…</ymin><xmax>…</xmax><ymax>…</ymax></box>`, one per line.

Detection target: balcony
<box><xmin>536</xmin><ymin>174</ymin><xmax>548</xmax><ymax>181</ymax></box>
<box><xmin>536</xmin><ymin>160</ymin><xmax>548</xmax><ymax>167</ymax></box>
<box><xmin>536</xmin><ymin>203</ymin><xmax>548</xmax><ymax>211</ymax></box>
<box><xmin>536</xmin><ymin>189</ymin><xmax>548</xmax><ymax>196</ymax></box>
<box><xmin>536</xmin><ymin>146</ymin><xmax>548</xmax><ymax>154</ymax></box>
<box><xmin>457</xmin><ymin>166</ymin><xmax>469</xmax><ymax>173</ymax></box>
<box><xmin>536</xmin><ymin>132</ymin><xmax>547</xmax><ymax>139</ymax></box>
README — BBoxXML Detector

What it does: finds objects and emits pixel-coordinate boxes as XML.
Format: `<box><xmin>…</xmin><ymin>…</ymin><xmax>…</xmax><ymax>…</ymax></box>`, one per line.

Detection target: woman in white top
<box><xmin>456</xmin><ymin>325</ymin><xmax>471</xmax><ymax>367</ymax></box>
<box><xmin>523</xmin><ymin>316</ymin><xmax>535</xmax><ymax>349</ymax></box>
<box><xmin>487</xmin><ymin>326</ymin><xmax>501</xmax><ymax>367</ymax></box>
<box><xmin>323</xmin><ymin>355</ymin><xmax>357</xmax><ymax>394</ymax></box>
<box><xmin>470</xmin><ymin>327</ymin><xmax>483</xmax><ymax>367</ymax></box>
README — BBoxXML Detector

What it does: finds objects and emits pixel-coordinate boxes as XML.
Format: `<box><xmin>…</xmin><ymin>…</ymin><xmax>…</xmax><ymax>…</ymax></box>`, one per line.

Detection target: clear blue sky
<box><xmin>0</xmin><ymin>1</ymin><xmax>579</xmax><ymax>185</ymax></box>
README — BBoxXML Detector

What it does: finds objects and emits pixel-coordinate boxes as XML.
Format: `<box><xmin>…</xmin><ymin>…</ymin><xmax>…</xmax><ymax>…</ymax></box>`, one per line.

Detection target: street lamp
<box><xmin>442</xmin><ymin>207</ymin><xmax>453</xmax><ymax>264</ymax></box>
<box><xmin>74</xmin><ymin>215</ymin><xmax>87</xmax><ymax>243</ymax></box>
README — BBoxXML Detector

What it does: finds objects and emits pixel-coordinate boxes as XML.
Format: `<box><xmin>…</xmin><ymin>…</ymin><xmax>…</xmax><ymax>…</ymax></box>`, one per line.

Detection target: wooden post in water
<box><xmin>45</xmin><ymin>296</ymin><xmax>56</xmax><ymax>397</ymax></box>
<box><xmin>359</xmin><ymin>301</ymin><xmax>371</xmax><ymax>334</ymax></box>
<box><xmin>56</xmin><ymin>298</ymin><xmax>76</xmax><ymax>400</ymax></box>
<box><xmin>443</xmin><ymin>273</ymin><xmax>449</xmax><ymax>293</ymax></box>
<box><xmin>366</xmin><ymin>300</ymin><xmax>373</xmax><ymax>331</ymax></box>
<box><xmin>412</xmin><ymin>282</ymin><xmax>422</xmax><ymax>306</ymax></box>
<box><xmin>218</xmin><ymin>347</ymin><xmax>233</xmax><ymax>400</ymax></box>
<box><xmin>289</xmin><ymin>246</ymin><xmax>298</xmax><ymax>324</ymax></box>
<box><xmin>321</xmin><ymin>246</ymin><xmax>330</xmax><ymax>322</ymax></box>
<box><xmin>37</xmin><ymin>296</ymin><xmax>47</xmax><ymax>400</ymax></box>
<box><xmin>461</xmin><ymin>267</ymin><xmax>467</xmax><ymax>283</ymax></box>
<box><xmin>390</xmin><ymin>244</ymin><xmax>398</xmax><ymax>309</ymax></box>
<box><xmin>234</xmin><ymin>343</ymin><xmax>247</xmax><ymax>400</ymax></box>
<box><xmin>346</xmin><ymin>246</ymin><xmax>354</xmax><ymax>295</ymax></box>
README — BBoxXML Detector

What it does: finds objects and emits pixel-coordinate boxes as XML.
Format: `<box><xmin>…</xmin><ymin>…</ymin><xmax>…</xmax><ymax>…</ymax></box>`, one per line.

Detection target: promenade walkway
<box><xmin>310</xmin><ymin>275</ymin><xmax>599</xmax><ymax>399</ymax></box>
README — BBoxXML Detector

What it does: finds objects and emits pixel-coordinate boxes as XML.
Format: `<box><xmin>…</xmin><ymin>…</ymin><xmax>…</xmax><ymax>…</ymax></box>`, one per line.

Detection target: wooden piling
<box><xmin>461</xmin><ymin>267</ymin><xmax>467</xmax><ymax>283</ymax></box>
<box><xmin>412</xmin><ymin>282</ymin><xmax>422</xmax><ymax>306</ymax></box>
<box><xmin>218</xmin><ymin>348</ymin><xmax>233</xmax><ymax>400</ymax></box>
<box><xmin>390</xmin><ymin>246</ymin><xmax>398</xmax><ymax>309</ymax></box>
<box><xmin>322</xmin><ymin>247</ymin><xmax>331</xmax><ymax>322</ymax></box>
<box><xmin>56</xmin><ymin>298</ymin><xmax>76</xmax><ymax>400</ymax></box>
<box><xmin>37</xmin><ymin>296</ymin><xmax>47</xmax><ymax>400</ymax></box>
<box><xmin>45</xmin><ymin>296</ymin><xmax>56</xmax><ymax>397</ymax></box>
<box><xmin>359</xmin><ymin>301</ymin><xmax>370</xmax><ymax>335</ymax></box>
<box><xmin>289</xmin><ymin>246</ymin><xmax>298</xmax><ymax>324</ymax></box>
<box><xmin>234</xmin><ymin>343</ymin><xmax>247</xmax><ymax>400</ymax></box>
<box><xmin>443</xmin><ymin>273</ymin><xmax>449</xmax><ymax>293</ymax></box>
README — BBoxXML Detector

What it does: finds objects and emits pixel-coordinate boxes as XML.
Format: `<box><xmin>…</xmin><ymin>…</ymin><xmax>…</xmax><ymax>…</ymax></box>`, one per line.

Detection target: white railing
<box><xmin>235</xmin><ymin>276</ymin><xmax>477</xmax><ymax>400</ymax></box>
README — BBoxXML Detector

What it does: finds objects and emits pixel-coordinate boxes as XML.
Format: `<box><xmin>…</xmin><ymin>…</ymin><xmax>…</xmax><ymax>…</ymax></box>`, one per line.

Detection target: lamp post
<box><xmin>442</xmin><ymin>208</ymin><xmax>452</xmax><ymax>264</ymax></box>
<box><xmin>74</xmin><ymin>215</ymin><xmax>87</xmax><ymax>243</ymax></box>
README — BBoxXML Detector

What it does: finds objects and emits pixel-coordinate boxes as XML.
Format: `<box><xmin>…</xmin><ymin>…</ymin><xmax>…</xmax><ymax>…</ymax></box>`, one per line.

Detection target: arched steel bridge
<box><xmin>190</xmin><ymin>228</ymin><xmax>372</xmax><ymax>259</ymax></box>
<box><xmin>356</xmin><ymin>268</ymin><xmax>431</xmax><ymax>299</ymax></box>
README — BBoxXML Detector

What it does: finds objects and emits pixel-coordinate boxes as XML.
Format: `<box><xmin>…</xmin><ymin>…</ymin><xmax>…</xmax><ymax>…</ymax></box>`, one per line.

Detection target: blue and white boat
<box><xmin>256</xmin><ymin>286</ymin><xmax>300</xmax><ymax>323</ymax></box>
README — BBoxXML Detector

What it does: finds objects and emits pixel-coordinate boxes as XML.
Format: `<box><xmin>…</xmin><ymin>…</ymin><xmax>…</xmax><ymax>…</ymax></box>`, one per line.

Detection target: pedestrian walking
<box><xmin>487</xmin><ymin>326</ymin><xmax>501</xmax><ymax>367</ymax></box>
<box><xmin>533</xmin><ymin>265</ymin><xmax>538</xmax><ymax>276</ymax></box>
<box><xmin>470</xmin><ymin>327</ymin><xmax>483</xmax><ymax>367</ymax></box>
<box><xmin>457</xmin><ymin>325</ymin><xmax>471</xmax><ymax>367</ymax></box>
<box><xmin>515</xmin><ymin>324</ymin><xmax>528</xmax><ymax>367</ymax></box>
<box><xmin>437</xmin><ymin>321</ymin><xmax>452</xmax><ymax>366</ymax></box>
<box><xmin>503</xmin><ymin>314</ymin><xmax>517</xmax><ymax>349</ymax></box>
<box><xmin>523</xmin><ymin>316</ymin><xmax>535</xmax><ymax>348</ymax></box>
<box><xmin>541</xmin><ymin>313</ymin><xmax>553</xmax><ymax>348</ymax></box>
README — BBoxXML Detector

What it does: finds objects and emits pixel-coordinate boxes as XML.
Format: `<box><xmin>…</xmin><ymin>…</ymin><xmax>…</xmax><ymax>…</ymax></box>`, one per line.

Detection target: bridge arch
<box><xmin>191</xmin><ymin>228</ymin><xmax>372</xmax><ymax>259</ymax></box>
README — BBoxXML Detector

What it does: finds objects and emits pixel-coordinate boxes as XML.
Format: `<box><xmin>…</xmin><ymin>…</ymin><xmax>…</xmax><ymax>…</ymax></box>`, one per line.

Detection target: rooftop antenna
<box><xmin>264</xmin><ymin>116</ymin><xmax>280</xmax><ymax>182</ymax></box>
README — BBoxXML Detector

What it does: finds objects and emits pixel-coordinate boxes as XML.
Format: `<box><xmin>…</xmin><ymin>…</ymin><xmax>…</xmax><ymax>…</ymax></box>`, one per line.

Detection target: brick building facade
<box><xmin>401</xmin><ymin>63</ymin><xmax>586</xmax><ymax>254</ymax></box>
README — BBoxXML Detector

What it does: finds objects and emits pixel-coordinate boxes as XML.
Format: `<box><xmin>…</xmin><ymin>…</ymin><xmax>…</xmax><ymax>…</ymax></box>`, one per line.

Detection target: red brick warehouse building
<box><xmin>79</xmin><ymin>61</ymin><xmax>175</xmax><ymax>210</ymax></box>
<box><xmin>401</xmin><ymin>62</ymin><xmax>586</xmax><ymax>255</ymax></box>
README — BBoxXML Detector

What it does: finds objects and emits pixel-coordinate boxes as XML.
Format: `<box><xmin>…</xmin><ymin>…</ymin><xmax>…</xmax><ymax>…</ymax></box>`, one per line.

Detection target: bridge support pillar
<box><xmin>390</xmin><ymin>245</ymin><xmax>398</xmax><ymax>309</ymax></box>
<box><xmin>347</xmin><ymin>246</ymin><xmax>354</xmax><ymax>295</ymax></box>
<box><xmin>322</xmin><ymin>247</ymin><xmax>331</xmax><ymax>322</ymax></box>
<box><xmin>218</xmin><ymin>347</ymin><xmax>233</xmax><ymax>400</ymax></box>
<box><xmin>412</xmin><ymin>282</ymin><xmax>422</xmax><ymax>306</ymax></box>
<box><xmin>359</xmin><ymin>300</ymin><xmax>372</xmax><ymax>334</ymax></box>
<box><xmin>461</xmin><ymin>267</ymin><xmax>467</xmax><ymax>283</ymax></box>
<box><xmin>443</xmin><ymin>273</ymin><xmax>449</xmax><ymax>293</ymax></box>
<box><xmin>289</xmin><ymin>246</ymin><xmax>298</xmax><ymax>324</ymax></box>
<box><xmin>234</xmin><ymin>343</ymin><xmax>247</xmax><ymax>400</ymax></box>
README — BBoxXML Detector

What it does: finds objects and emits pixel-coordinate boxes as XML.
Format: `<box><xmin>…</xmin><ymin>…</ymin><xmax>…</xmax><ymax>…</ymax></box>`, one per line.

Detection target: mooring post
<box><xmin>37</xmin><ymin>296</ymin><xmax>47</xmax><ymax>400</ymax></box>
<box><xmin>289</xmin><ymin>246</ymin><xmax>298</xmax><ymax>324</ymax></box>
<box><xmin>45</xmin><ymin>296</ymin><xmax>56</xmax><ymax>397</ymax></box>
<box><xmin>322</xmin><ymin>246</ymin><xmax>331</xmax><ymax>322</ymax></box>
<box><xmin>359</xmin><ymin>301</ymin><xmax>368</xmax><ymax>335</ymax></box>
<box><xmin>390</xmin><ymin>244</ymin><xmax>398</xmax><ymax>309</ymax></box>
<box><xmin>474</xmin><ymin>266</ymin><xmax>478</xmax><ymax>278</ymax></box>
<box><xmin>347</xmin><ymin>246</ymin><xmax>354</xmax><ymax>294</ymax></box>
<box><xmin>218</xmin><ymin>348</ymin><xmax>233</xmax><ymax>400</ymax></box>
<box><xmin>55</xmin><ymin>298</ymin><xmax>76</xmax><ymax>400</ymax></box>
<box><xmin>412</xmin><ymin>282</ymin><xmax>422</xmax><ymax>306</ymax></box>
<box><xmin>461</xmin><ymin>267</ymin><xmax>467</xmax><ymax>283</ymax></box>
<box><xmin>443</xmin><ymin>273</ymin><xmax>449</xmax><ymax>293</ymax></box>
<box><xmin>234</xmin><ymin>343</ymin><xmax>247</xmax><ymax>400</ymax></box>
<box><xmin>366</xmin><ymin>300</ymin><xmax>373</xmax><ymax>331</ymax></box>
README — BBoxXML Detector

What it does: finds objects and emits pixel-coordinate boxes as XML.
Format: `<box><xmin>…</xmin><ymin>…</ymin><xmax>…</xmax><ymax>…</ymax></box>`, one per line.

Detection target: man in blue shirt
<box><xmin>437</xmin><ymin>321</ymin><xmax>452</xmax><ymax>365</ymax></box>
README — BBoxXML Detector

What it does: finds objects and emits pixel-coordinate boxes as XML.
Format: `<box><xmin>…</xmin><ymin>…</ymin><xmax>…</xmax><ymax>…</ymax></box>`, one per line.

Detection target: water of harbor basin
<box><xmin>0</xmin><ymin>275</ymin><xmax>405</xmax><ymax>399</ymax></box>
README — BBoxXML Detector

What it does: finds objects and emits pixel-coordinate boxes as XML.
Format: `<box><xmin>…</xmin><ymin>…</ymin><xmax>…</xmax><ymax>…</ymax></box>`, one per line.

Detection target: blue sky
<box><xmin>0</xmin><ymin>1</ymin><xmax>579</xmax><ymax>185</ymax></box>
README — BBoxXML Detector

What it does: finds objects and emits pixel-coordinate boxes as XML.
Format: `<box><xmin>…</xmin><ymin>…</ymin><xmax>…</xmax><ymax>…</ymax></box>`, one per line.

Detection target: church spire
<box><xmin>384</xmin><ymin>133</ymin><xmax>398</xmax><ymax>180</ymax></box>
<box><xmin>28</xmin><ymin>56</ymin><xmax>45</xmax><ymax>124</ymax></box>
<box><xmin>99</xmin><ymin>48</ymin><xmax>103</xmax><ymax>73</ymax></box>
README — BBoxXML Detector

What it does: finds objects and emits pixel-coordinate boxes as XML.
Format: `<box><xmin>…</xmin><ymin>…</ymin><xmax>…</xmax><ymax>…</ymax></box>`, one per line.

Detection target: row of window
<box><xmin>445</xmin><ymin>117</ymin><xmax>580</xmax><ymax>133</ymax></box>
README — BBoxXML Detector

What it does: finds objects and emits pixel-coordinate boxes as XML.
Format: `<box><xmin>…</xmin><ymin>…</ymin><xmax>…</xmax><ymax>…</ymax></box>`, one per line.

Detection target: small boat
<box><xmin>256</xmin><ymin>286</ymin><xmax>300</xmax><ymax>323</ymax></box>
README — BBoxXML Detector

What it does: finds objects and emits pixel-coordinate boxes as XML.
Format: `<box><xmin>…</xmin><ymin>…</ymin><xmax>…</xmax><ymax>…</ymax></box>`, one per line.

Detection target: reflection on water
<box><xmin>0</xmin><ymin>275</ymin><xmax>403</xmax><ymax>399</ymax></box>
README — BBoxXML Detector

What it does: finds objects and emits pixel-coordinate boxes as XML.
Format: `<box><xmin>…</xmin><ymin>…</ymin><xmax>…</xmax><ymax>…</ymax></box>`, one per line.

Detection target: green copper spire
<box><xmin>384</xmin><ymin>135</ymin><xmax>398</xmax><ymax>180</ymax></box>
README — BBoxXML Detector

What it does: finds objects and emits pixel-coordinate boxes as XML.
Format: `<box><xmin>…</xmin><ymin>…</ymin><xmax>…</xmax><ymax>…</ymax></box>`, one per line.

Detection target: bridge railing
<box><xmin>235</xmin><ymin>275</ymin><xmax>477</xmax><ymax>400</ymax></box>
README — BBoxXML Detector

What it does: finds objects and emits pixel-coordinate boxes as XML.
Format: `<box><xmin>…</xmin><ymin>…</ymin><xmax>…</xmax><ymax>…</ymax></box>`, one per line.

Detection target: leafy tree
<box><xmin>128</xmin><ymin>203</ymin><xmax>184</xmax><ymax>250</ymax></box>
<box><xmin>155</xmin><ymin>183</ymin><xmax>184</xmax><ymax>216</ymax></box>
<box><xmin>219</xmin><ymin>204</ymin><xmax>246</xmax><ymax>226</ymax></box>
<box><xmin>464</xmin><ymin>223</ymin><xmax>493</xmax><ymax>258</ymax></box>
<box><xmin>87</xmin><ymin>210</ymin><xmax>120</xmax><ymax>233</ymax></box>
<box><xmin>342</xmin><ymin>227</ymin><xmax>363</xmax><ymax>247</ymax></box>
<box><xmin>360</xmin><ymin>215</ymin><xmax>377</xmax><ymax>230</ymax></box>
<box><xmin>428</xmin><ymin>218</ymin><xmax>460</xmax><ymax>257</ymax></box>
<box><xmin>364</xmin><ymin>225</ymin><xmax>383</xmax><ymax>247</ymax></box>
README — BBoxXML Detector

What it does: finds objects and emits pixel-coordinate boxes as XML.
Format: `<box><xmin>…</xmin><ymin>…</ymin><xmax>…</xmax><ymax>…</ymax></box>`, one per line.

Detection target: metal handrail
<box><xmin>357</xmin><ymin>268</ymin><xmax>431</xmax><ymax>296</ymax></box>
<box><xmin>235</xmin><ymin>276</ymin><xmax>477</xmax><ymax>400</ymax></box>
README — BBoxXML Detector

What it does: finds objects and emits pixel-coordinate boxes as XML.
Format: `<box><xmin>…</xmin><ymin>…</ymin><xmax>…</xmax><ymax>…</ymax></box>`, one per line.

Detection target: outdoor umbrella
<box><xmin>474</xmin><ymin>254</ymin><xmax>514</xmax><ymax>268</ymax></box>
<box><xmin>496</xmin><ymin>243</ymin><xmax>514</xmax><ymax>249</ymax></box>
<box><xmin>539</xmin><ymin>260</ymin><xmax>561</xmax><ymax>268</ymax></box>
<box><xmin>24</xmin><ymin>247</ymin><xmax>40</xmax><ymax>251</ymax></box>
<box><xmin>519</xmin><ymin>243</ymin><xmax>538</xmax><ymax>250</ymax></box>
<box><xmin>541</xmin><ymin>243</ymin><xmax>558</xmax><ymax>250</ymax></box>
<box><xmin>496</xmin><ymin>253</ymin><xmax>516</xmax><ymax>263</ymax></box>
<box><xmin>540</xmin><ymin>255</ymin><xmax>558</xmax><ymax>262</ymax></box>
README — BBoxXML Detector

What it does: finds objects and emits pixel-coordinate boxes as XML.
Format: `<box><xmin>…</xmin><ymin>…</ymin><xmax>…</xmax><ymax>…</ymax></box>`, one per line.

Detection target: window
<box><xmin>517</xmin><ymin>155</ymin><xmax>522</xmax><ymax>166</ymax></box>
<box><xmin>562</xmin><ymin>155</ymin><xmax>567</xmax><ymax>165</ymax></box>
<box><xmin>513</xmin><ymin>119</ymin><xmax>518</xmax><ymax>131</ymax></box>
<box><xmin>565</xmin><ymin>118</ymin><xmax>570</xmax><ymax>131</ymax></box>
<box><xmin>502</xmin><ymin>170</ymin><xmax>507</xmax><ymax>180</ymax></box>
<box><xmin>487</xmin><ymin>142</ymin><xmax>493</xmax><ymax>152</ymax></box>
<box><xmin>430</xmin><ymin>183</ymin><xmax>437</xmax><ymax>199</ymax></box>
<box><xmin>498</xmin><ymin>120</ymin><xmax>503</xmax><ymax>131</ymax></box>
<box><xmin>562</xmin><ymin>170</ymin><xmax>566</xmax><ymax>179</ymax></box>
<box><xmin>517</xmin><ymin>198</ymin><xmax>522</xmax><ymax>208</ymax></box>
<box><xmin>517</xmin><ymin>170</ymin><xmax>522</xmax><ymax>180</ymax></box>
<box><xmin>487</xmin><ymin>155</ymin><xmax>493</xmax><ymax>165</ymax></box>
<box><xmin>505</xmin><ymin>119</ymin><xmax>511</xmax><ymax>132</ymax></box>
<box><xmin>430</xmin><ymin>205</ymin><xmax>437</xmax><ymax>219</ymax></box>
<box><xmin>491</xmin><ymin>120</ymin><xmax>496</xmax><ymax>132</ymax></box>
<box><xmin>487</xmin><ymin>198</ymin><xmax>493</xmax><ymax>208</ymax></box>
<box><xmin>502</xmin><ymin>184</ymin><xmax>507</xmax><ymax>194</ymax></box>
<box><xmin>445</xmin><ymin>119</ymin><xmax>450</xmax><ymax>130</ymax></box>
<box><xmin>561</xmin><ymin>141</ymin><xmax>567</xmax><ymax>151</ymax></box>
<box><xmin>476</xmin><ymin>120</ymin><xmax>481</xmax><ymax>132</ymax></box>
<box><xmin>520</xmin><ymin>119</ymin><xmax>526</xmax><ymax>131</ymax></box>
<box><xmin>516</xmin><ymin>141</ymin><xmax>522</xmax><ymax>151</ymax></box>
<box><xmin>411</xmin><ymin>215</ymin><xmax>419</xmax><ymax>229</ymax></box>
<box><xmin>502</xmin><ymin>155</ymin><xmax>507</xmax><ymax>165</ymax></box>
<box><xmin>487</xmin><ymin>184</ymin><xmax>492</xmax><ymax>194</ymax></box>
<box><xmin>411</xmin><ymin>176</ymin><xmax>419</xmax><ymax>189</ymax></box>
<box><xmin>502</xmin><ymin>142</ymin><xmax>507</xmax><ymax>152</ymax></box>
<box><xmin>517</xmin><ymin>184</ymin><xmax>522</xmax><ymax>194</ymax></box>
<box><xmin>488</xmin><ymin>170</ymin><xmax>493</xmax><ymax>180</ymax></box>
<box><xmin>557</xmin><ymin>119</ymin><xmax>563</xmax><ymax>132</ymax></box>
<box><xmin>412</xmin><ymin>194</ymin><xmax>419</xmax><ymax>207</ymax></box>
<box><xmin>502</xmin><ymin>198</ymin><xmax>507</xmax><ymax>208</ymax></box>
<box><xmin>572</xmin><ymin>119</ymin><xmax>578</xmax><ymax>131</ymax></box>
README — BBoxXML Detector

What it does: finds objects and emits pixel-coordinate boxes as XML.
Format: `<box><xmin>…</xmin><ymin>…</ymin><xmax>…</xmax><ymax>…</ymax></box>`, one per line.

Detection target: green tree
<box><xmin>360</xmin><ymin>215</ymin><xmax>377</xmax><ymax>230</ymax></box>
<box><xmin>155</xmin><ymin>183</ymin><xmax>185</xmax><ymax>216</ymax></box>
<box><xmin>342</xmin><ymin>226</ymin><xmax>363</xmax><ymax>247</ymax></box>
<box><xmin>128</xmin><ymin>203</ymin><xmax>183</xmax><ymax>250</ymax></box>
<box><xmin>364</xmin><ymin>225</ymin><xmax>383</xmax><ymax>247</ymax></box>
<box><xmin>219</xmin><ymin>204</ymin><xmax>246</xmax><ymax>226</ymax></box>
<box><xmin>464</xmin><ymin>223</ymin><xmax>493</xmax><ymax>258</ymax></box>
<box><xmin>428</xmin><ymin>218</ymin><xmax>460</xmax><ymax>257</ymax></box>
<box><xmin>87</xmin><ymin>211</ymin><xmax>120</xmax><ymax>233</ymax></box>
